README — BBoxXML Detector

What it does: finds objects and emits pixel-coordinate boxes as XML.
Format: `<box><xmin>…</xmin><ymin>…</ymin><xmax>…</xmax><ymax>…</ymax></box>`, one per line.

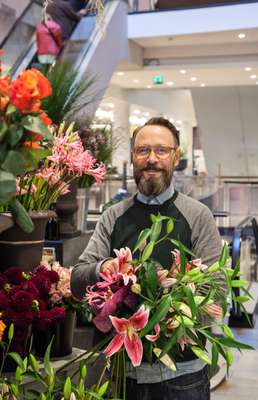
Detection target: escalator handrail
<box><xmin>0</xmin><ymin>0</ymin><xmax>42</xmax><ymax>49</ymax></box>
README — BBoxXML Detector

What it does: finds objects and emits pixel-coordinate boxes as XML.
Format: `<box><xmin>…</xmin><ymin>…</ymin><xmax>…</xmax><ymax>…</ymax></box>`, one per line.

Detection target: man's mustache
<box><xmin>140</xmin><ymin>166</ymin><xmax>164</xmax><ymax>172</ymax></box>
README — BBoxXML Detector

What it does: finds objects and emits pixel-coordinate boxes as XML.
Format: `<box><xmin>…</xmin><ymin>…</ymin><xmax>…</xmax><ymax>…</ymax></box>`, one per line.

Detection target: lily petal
<box><xmin>110</xmin><ymin>315</ymin><xmax>128</xmax><ymax>334</ymax></box>
<box><xmin>103</xmin><ymin>333</ymin><xmax>124</xmax><ymax>358</ymax></box>
<box><xmin>124</xmin><ymin>332</ymin><xmax>143</xmax><ymax>367</ymax></box>
<box><xmin>146</xmin><ymin>324</ymin><xmax>160</xmax><ymax>342</ymax></box>
<box><xmin>130</xmin><ymin>305</ymin><xmax>149</xmax><ymax>331</ymax></box>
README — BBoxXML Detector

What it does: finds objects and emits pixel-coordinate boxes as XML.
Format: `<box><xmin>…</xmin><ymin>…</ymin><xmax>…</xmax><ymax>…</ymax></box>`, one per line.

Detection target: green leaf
<box><xmin>43</xmin><ymin>337</ymin><xmax>54</xmax><ymax>376</ymax></box>
<box><xmin>208</xmin><ymin>261</ymin><xmax>221</xmax><ymax>273</ymax></box>
<box><xmin>150</xmin><ymin>214</ymin><xmax>157</xmax><ymax>223</ymax></box>
<box><xmin>6</xmin><ymin>103</ymin><xmax>16</xmax><ymax>114</ymax></box>
<box><xmin>218</xmin><ymin>336</ymin><xmax>254</xmax><ymax>350</ymax></box>
<box><xmin>153</xmin><ymin>348</ymin><xmax>177</xmax><ymax>371</ymax></box>
<box><xmin>146</xmin><ymin>264</ymin><xmax>158</xmax><ymax>297</ymax></box>
<box><xmin>231</xmin><ymin>280</ymin><xmax>248</xmax><ymax>288</ymax></box>
<box><xmin>8</xmin><ymin>323</ymin><xmax>14</xmax><ymax>342</ymax></box>
<box><xmin>133</xmin><ymin>228</ymin><xmax>151</xmax><ymax>253</ymax></box>
<box><xmin>183</xmin><ymin>286</ymin><xmax>196</xmax><ymax>319</ymax></box>
<box><xmin>150</xmin><ymin>220</ymin><xmax>162</xmax><ymax>242</ymax></box>
<box><xmin>141</xmin><ymin>295</ymin><xmax>171</xmax><ymax>337</ymax></box>
<box><xmin>141</xmin><ymin>241</ymin><xmax>155</xmax><ymax>263</ymax></box>
<box><xmin>2</xmin><ymin>150</ymin><xmax>27</xmax><ymax>175</ymax></box>
<box><xmin>98</xmin><ymin>381</ymin><xmax>109</xmax><ymax>396</ymax></box>
<box><xmin>169</xmin><ymin>238</ymin><xmax>195</xmax><ymax>257</ymax></box>
<box><xmin>29</xmin><ymin>353</ymin><xmax>39</xmax><ymax>372</ymax></box>
<box><xmin>179</xmin><ymin>242</ymin><xmax>187</xmax><ymax>275</ymax></box>
<box><xmin>7</xmin><ymin>126</ymin><xmax>23</xmax><ymax>146</ymax></box>
<box><xmin>0</xmin><ymin>169</ymin><xmax>16</xmax><ymax>203</ymax></box>
<box><xmin>21</xmin><ymin>116</ymin><xmax>53</xmax><ymax>141</ymax></box>
<box><xmin>8</xmin><ymin>352</ymin><xmax>24</xmax><ymax>370</ymax></box>
<box><xmin>210</xmin><ymin>343</ymin><xmax>219</xmax><ymax>377</ymax></box>
<box><xmin>9</xmin><ymin>199</ymin><xmax>34</xmax><ymax>233</ymax></box>
<box><xmin>63</xmin><ymin>377</ymin><xmax>72</xmax><ymax>400</ymax></box>
<box><xmin>235</xmin><ymin>295</ymin><xmax>251</xmax><ymax>303</ymax></box>
<box><xmin>231</xmin><ymin>261</ymin><xmax>240</xmax><ymax>280</ymax></box>
<box><xmin>191</xmin><ymin>346</ymin><xmax>211</xmax><ymax>365</ymax></box>
<box><xmin>0</xmin><ymin>120</ymin><xmax>8</xmax><ymax>143</ymax></box>
<box><xmin>80</xmin><ymin>362</ymin><xmax>87</xmax><ymax>379</ymax></box>
<box><xmin>166</xmin><ymin>218</ymin><xmax>174</xmax><ymax>234</ymax></box>
<box><xmin>222</xmin><ymin>324</ymin><xmax>234</xmax><ymax>339</ymax></box>
<box><xmin>219</xmin><ymin>243</ymin><xmax>229</xmax><ymax>267</ymax></box>
<box><xmin>160</xmin><ymin>325</ymin><xmax>184</xmax><ymax>357</ymax></box>
<box><xmin>225</xmin><ymin>349</ymin><xmax>234</xmax><ymax>369</ymax></box>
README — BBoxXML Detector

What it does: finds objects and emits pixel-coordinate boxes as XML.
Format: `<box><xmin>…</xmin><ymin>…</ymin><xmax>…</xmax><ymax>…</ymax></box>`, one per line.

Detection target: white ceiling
<box><xmin>110</xmin><ymin>28</ymin><xmax>258</xmax><ymax>89</ymax></box>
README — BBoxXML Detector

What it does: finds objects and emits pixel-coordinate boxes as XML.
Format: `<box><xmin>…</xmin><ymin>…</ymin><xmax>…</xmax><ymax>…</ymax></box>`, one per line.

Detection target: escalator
<box><xmin>1</xmin><ymin>0</ymin><xmax>129</xmax><ymax>114</ymax></box>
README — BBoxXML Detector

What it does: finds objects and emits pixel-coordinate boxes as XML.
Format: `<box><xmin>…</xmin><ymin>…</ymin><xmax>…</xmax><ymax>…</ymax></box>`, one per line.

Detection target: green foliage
<box><xmin>42</xmin><ymin>62</ymin><xmax>96</xmax><ymax>125</ymax></box>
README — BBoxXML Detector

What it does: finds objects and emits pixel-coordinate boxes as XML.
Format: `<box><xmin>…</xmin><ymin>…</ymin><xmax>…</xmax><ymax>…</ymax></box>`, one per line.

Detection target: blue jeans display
<box><xmin>126</xmin><ymin>366</ymin><xmax>210</xmax><ymax>400</ymax></box>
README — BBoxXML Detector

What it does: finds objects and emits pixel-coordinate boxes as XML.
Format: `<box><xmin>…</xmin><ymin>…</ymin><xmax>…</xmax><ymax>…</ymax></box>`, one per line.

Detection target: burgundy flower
<box><xmin>34</xmin><ymin>307</ymin><xmax>66</xmax><ymax>330</ymax></box>
<box><xmin>4</xmin><ymin>309</ymin><xmax>35</xmax><ymax>327</ymax></box>
<box><xmin>20</xmin><ymin>281</ymin><xmax>40</xmax><ymax>298</ymax></box>
<box><xmin>49</xmin><ymin>307</ymin><xmax>66</xmax><ymax>323</ymax></box>
<box><xmin>46</xmin><ymin>270</ymin><xmax>59</xmax><ymax>284</ymax></box>
<box><xmin>0</xmin><ymin>290</ymin><xmax>10</xmax><ymax>310</ymax></box>
<box><xmin>0</xmin><ymin>275</ymin><xmax>8</xmax><ymax>288</ymax></box>
<box><xmin>4</xmin><ymin>267</ymin><xmax>25</xmax><ymax>285</ymax></box>
<box><xmin>31</xmin><ymin>274</ymin><xmax>52</xmax><ymax>295</ymax></box>
<box><xmin>11</xmin><ymin>290</ymin><xmax>34</xmax><ymax>312</ymax></box>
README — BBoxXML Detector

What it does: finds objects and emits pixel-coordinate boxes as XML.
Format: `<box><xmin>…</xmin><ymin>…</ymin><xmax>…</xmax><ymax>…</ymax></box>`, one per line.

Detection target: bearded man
<box><xmin>71</xmin><ymin>117</ymin><xmax>222</xmax><ymax>400</ymax></box>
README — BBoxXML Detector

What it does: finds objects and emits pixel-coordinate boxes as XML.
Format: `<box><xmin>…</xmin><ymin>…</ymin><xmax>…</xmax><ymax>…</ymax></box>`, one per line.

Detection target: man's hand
<box><xmin>100</xmin><ymin>259</ymin><xmax>117</xmax><ymax>275</ymax></box>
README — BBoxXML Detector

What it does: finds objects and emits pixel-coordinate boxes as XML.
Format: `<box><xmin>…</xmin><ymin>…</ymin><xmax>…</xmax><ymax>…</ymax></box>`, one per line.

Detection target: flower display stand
<box><xmin>0</xmin><ymin>211</ymin><xmax>55</xmax><ymax>271</ymax></box>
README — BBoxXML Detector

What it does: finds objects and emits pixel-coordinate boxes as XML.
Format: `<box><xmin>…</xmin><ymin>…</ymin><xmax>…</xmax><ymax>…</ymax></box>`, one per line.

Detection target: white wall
<box><xmin>191</xmin><ymin>86</ymin><xmax>258</xmax><ymax>177</ymax></box>
<box><xmin>0</xmin><ymin>0</ymin><xmax>29</xmax><ymax>43</ymax></box>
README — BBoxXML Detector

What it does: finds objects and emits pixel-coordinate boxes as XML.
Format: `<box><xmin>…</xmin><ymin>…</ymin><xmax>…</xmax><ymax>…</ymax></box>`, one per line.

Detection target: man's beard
<box><xmin>133</xmin><ymin>163</ymin><xmax>173</xmax><ymax>198</ymax></box>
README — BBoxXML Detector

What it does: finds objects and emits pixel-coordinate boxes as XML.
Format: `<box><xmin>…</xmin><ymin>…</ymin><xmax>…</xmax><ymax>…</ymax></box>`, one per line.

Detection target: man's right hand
<box><xmin>100</xmin><ymin>259</ymin><xmax>117</xmax><ymax>275</ymax></box>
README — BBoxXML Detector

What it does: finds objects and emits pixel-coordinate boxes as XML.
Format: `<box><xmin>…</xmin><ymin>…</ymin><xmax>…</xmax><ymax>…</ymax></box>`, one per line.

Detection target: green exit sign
<box><xmin>152</xmin><ymin>75</ymin><xmax>164</xmax><ymax>85</ymax></box>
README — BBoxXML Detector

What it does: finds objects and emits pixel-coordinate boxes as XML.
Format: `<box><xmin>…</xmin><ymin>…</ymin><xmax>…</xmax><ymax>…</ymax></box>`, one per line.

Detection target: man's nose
<box><xmin>147</xmin><ymin>149</ymin><xmax>159</xmax><ymax>163</ymax></box>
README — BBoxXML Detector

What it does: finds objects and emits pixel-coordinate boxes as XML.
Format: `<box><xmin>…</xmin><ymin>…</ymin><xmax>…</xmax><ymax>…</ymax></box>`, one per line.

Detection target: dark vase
<box><xmin>56</xmin><ymin>180</ymin><xmax>81</xmax><ymax>238</ymax></box>
<box><xmin>0</xmin><ymin>211</ymin><xmax>55</xmax><ymax>272</ymax></box>
<box><xmin>175</xmin><ymin>158</ymin><xmax>188</xmax><ymax>171</ymax></box>
<box><xmin>33</xmin><ymin>310</ymin><xmax>76</xmax><ymax>358</ymax></box>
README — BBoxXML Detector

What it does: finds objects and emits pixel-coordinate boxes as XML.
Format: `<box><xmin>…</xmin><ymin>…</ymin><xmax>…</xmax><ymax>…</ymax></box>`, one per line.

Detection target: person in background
<box><xmin>46</xmin><ymin>0</ymin><xmax>87</xmax><ymax>41</ymax></box>
<box><xmin>64</xmin><ymin>0</ymin><xmax>89</xmax><ymax>12</ymax></box>
<box><xmin>36</xmin><ymin>16</ymin><xmax>63</xmax><ymax>72</ymax></box>
<box><xmin>71</xmin><ymin>117</ymin><xmax>223</xmax><ymax>400</ymax></box>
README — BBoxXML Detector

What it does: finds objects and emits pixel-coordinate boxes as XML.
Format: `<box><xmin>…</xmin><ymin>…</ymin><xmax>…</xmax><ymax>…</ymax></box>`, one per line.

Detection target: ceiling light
<box><xmin>256</xmin><ymin>81</ymin><xmax>258</xmax><ymax>85</ymax></box>
<box><xmin>133</xmin><ymin>79</ymin><xmax>139</xmax><ymax>83</ymax></box>
<box><xmin>143</xmin><ymin>112</ymin><xmax>150</xmax><ymax>117</ymax></box>
<box><xmin>245</xmin><ymin>67</ymin><xmax>252</xmax><ymax>71</ymax></box>
<box><xmin>116</xmin><ymin>71</ymin><xmax>124</xmax><ymax>76</ymax></box>
<box><xmin>176</xmin><ymin>120</ymin><xmax>182</xmax><ymax>125</ymax></box>
<box><xmin>133</xmin><ymin>109</ymin><xmax>141</xmax><ymax>115</ymax></box>
<box><xmin>180</xmin><ymin>69</ymin><xmax>186</xmax><ymax>74</ymax></box>
<box><xmin>169</xmin><ymin>118</ymin><xmax>175</xmax><ymax>123</ymax></box>
<box><xmin>190</xmin><ymin>77</ymin><xmax>197</xmax><ymax>82</ymax></box>
<box><xmin>200</xmin><ymin>83</ymin><xmax>206</xmax><ymax>87</ymax></box>
<box><xmin>106</xmin><ymin>102</ymin><xmax>115</xmax><ymax>108</ymax></box>
<box><xmin>166</xmin><ymin>81</ymin><xmax>174</xmax><ymax>86</ymax></box>
<box><xmin>238</xmin><ymin>33</ymin><xmax>246</xmax><ymax>39</ymax></box>
<box><xmin>146</xmin><ymin>85</ymin><xmax>152</xmax><ymax>89</ymax></box>
<box><xmin>250</xmin><ymin>74</ymin><xmax>257</xmax><ymax>79</ymax></box>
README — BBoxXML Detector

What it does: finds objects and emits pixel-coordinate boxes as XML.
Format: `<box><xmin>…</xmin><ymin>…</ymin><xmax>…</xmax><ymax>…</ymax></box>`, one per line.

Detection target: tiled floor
<box><xmin>212</xmin><ymin>316</ymin><xmax>258</xmax><ymax>399</ymax></box>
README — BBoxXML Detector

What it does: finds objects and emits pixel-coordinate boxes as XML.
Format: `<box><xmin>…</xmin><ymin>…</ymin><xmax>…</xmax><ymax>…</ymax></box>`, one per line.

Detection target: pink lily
<box><xmin>146</xmin><ymin>324</ymin><xmax>160</xmax><ymax>342</ymax></box>
<box><xmin>157</xmin><ymin>269</ymin><xmax>177</xmax><ymax>288</ymax></box>
<box><xmin>113</xmin><ymin>247</ymin><xmax>137</xmax><ymax>286</ymax></box>
<box><xmin>178</xmin><ymin>335</ymin><xmax>196</xmax><ymax>351</ymax></box>
<box><xmin>103</xmin><ymin>305</ymin><xmax>149</xmax><ymax>366</ymax></box>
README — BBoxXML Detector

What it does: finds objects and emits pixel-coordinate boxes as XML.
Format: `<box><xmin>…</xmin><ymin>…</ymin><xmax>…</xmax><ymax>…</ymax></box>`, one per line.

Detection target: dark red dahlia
<box><xmin>0</xmin><ymin>290</ymin><xmax>10</xmax><ymax>310</ymax></box>
<box><xmin>3</xmin><ymin>267</ymin><xmax>25</xmax><ymax>285</ymax></box>
<box><xmin>11</xmin><ymin>290</ymin><xmax>34</xmax><ymax>312</ymax></box>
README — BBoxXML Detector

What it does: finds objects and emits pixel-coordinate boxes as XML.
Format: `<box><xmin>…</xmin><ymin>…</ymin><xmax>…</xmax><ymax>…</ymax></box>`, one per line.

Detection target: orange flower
<box><xmin>0</xmin><ymin>96</ymin><xmax>8</xmax><ymax>111</ymax></box>
<box><xmin>0</xmin><ymin>76</ymin><xmax>11</xmax><ymax>97</ymax></box>
<box><xmin>0</xmin><ymin>320</ymin><xmax>6</xmax><ymax>341</ymax></box>
<box><xmin>23</xmin><ymin>141</ymin><xmax>42</xmax><ymax>149</ymax></box>
<box><xmin>40</xmin><ymin>112</ymin><xmax>52</xmax><ymax>126</ymax></box>
<box><xmin>10</xmin><ymin>69</ymin><xmax>52</xmax><ymax>113</ymax></box>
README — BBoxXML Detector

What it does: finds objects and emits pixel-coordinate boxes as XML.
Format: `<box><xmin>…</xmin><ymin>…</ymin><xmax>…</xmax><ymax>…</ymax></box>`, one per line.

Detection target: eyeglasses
<box><xmin>134</xmin><ymin>146</ymin><xmax>177</xmax><ymax>159</ymax></box>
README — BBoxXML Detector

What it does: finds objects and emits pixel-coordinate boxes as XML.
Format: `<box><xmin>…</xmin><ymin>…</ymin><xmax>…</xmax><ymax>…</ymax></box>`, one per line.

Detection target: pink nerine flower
<box><xmin>103</xmin><ymin>305</ymin><xmax>149</xmax><ymax>367</ymax></box>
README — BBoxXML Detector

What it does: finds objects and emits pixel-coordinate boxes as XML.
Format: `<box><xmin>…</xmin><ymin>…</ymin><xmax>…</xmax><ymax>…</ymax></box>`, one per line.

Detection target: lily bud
<box><xmin>131</xmin><ymin>283</ymin><xmax>141</xmax><ymax>294</ymax></box>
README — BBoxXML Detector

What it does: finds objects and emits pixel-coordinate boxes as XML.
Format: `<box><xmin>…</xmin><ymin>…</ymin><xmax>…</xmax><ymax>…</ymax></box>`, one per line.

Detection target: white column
<box><xmin>112</xmin><ymin>100</ymin><xmax>131</xmax><ymax>176</ymax></box>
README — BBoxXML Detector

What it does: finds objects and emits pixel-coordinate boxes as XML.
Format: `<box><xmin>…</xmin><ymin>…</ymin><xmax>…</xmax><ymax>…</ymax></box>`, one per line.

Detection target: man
<box><xmin>71</xmin><ymin>117</ymin><xmax>222</xmax><ymax>400</ymax></box>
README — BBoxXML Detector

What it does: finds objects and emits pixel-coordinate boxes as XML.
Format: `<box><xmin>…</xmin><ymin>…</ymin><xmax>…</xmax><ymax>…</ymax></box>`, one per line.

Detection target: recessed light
<box><xmin>107</xmin><ymin>102</ymin><xmax>115</xmax><ymax>108</ymax></box>
<box><xmin>133</xmin><ymin>109</ymin><xmax>141</xmax><ymax>115</ymax></box>
<box><xmin>146</xmin><ymin>85</ymin><xmax>152</xmax><ymax>89</ymax></box>
<box><xmin>143</xmin><ymin>112</ymin><xmax>150</xmax><ymax>117</ymax></box>
<box><xmin>245</xmin><ymin>67</ymin><xmax>252</xmax><ymax>72</ymax></box>
<box><xmin>180</xmin><ymin>69</ymin><xmax>186</xmax><ymax>74</ymax></box>
<box><xmin>200</xmin><ymin>83</ymin><xmax>206</xmax><ymax>87</ymax></box>
<box><xmin>250</xmin><ymin>74</ymin><xmax>257</xmax><ymax>79</ymax></box>
<box><xmin>176</xmin><ymin>120</ymin><xmax>182</xmax><ymax>125</ymax></box>
<box><xmin>190</xmin><ymin>77</ymin><xmax>197</xmax><ymax>82</ymax></box>
<box><xmin>166</xmin><ymin>81</ymin><xmax>174</xmax><ymax>86</ymax></box>
<box><xmin>116</xmin><ymin>71</ymin><xmax>124</xmax><ymax>76</ymax></box>
<box><xmin>169</xmin><ymin>118</ymin><xmax>175</xmax><ymax>123</ymax></box>
<box><xmin>238</xmin><ymin>33</ymin><xmax>246</xmax><ymax>39</ymax></box>
<box><xmin>256</xmin><ymin>81</ymin><xmax>258</xmax><ymax>85</ymax></box>
<box><xmin>133</xmin><ymin>79</ymin><xmax>139</xmax><ymax>83</ymax></box>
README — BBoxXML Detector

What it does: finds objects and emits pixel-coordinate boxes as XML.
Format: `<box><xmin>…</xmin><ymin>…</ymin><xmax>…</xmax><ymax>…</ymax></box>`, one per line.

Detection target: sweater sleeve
<box><xmin>71</xmin><ymin>208</ymin><xmax>114</xmax><ymax>300</ymax></box>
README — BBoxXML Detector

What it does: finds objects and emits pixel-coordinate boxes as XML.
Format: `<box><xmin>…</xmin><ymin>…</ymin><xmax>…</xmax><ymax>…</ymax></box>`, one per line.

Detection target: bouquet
<box><xmin>85</xmin><ymin>214</ymin><xmax>253</xmax><ymax>397</ymax></box>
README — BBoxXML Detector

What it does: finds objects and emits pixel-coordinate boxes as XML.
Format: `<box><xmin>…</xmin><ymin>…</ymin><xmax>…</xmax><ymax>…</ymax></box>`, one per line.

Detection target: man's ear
<box><xmin>174</xmin><ymin>147</ymin><xmax>181</xmax><ymax>166</ymax></box>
